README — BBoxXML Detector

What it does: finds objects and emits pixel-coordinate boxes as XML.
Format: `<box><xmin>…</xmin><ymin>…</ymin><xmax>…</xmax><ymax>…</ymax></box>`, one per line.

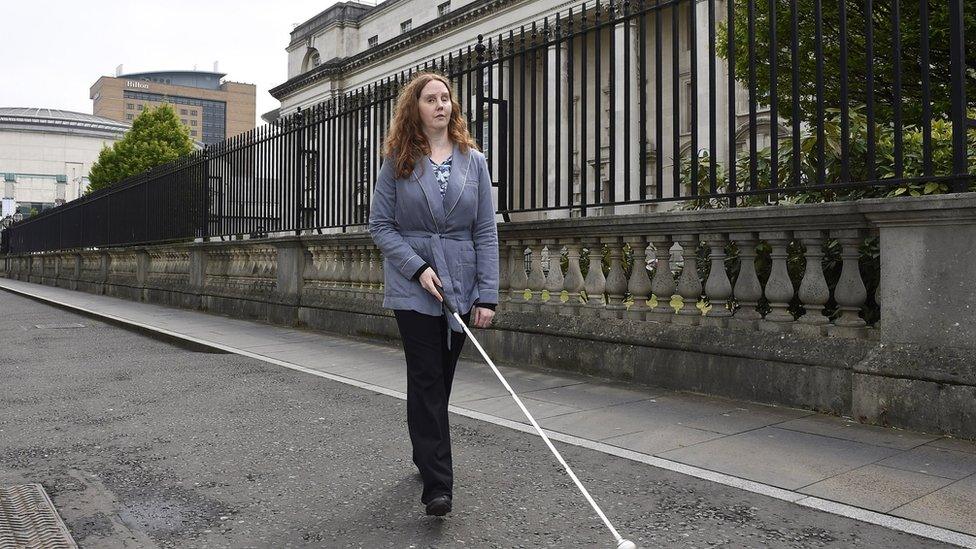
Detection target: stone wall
<box><xmin>5</xmin><ymin>193</ymin><xmax>976</xmax><ymax>439</ymax></box>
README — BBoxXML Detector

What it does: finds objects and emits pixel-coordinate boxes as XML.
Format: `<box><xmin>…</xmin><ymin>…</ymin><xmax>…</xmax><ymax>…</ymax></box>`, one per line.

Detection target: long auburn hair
<box><xmin>383</xmin><ymin>71</ymin><xmax>479</xmax><ymax>180</ymax></box>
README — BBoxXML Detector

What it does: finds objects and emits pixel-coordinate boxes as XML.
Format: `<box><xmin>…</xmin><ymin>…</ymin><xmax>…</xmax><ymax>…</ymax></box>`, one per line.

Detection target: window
<box><xmin>191</xmin><ymin>130</ymin><xmax>198</xmax><ymax>136</ymax></box>
<box><xmin>126</xmin><ymin>103</ymin><xmax>134</xmax><ymax>110</ymax></box>
<box><xmin>181</xmin><ymin>108</ymin><xmax>187</xmax><ymax>115</ymax></box>
<box><xmin>368</xmin><ymin>35</ymin><xmax>378</xmax><ymax>48</ymax></box>
<box><xmin>438</xmin><ymin>1</ymin><xmax>450</xmax><ymax>16</ymax></box>
<box><xmin>303</xmin><ymin>48</ymin><xmax>321</xmax><ymax>72</ymax></box>
<box><xmin>190</xmin><ymin>120</ymin><xmax>197</xmax><ymax>126</ymax></box>
<box><xmin>190</xmin><ymin>109</ymin><xmax>197</xmax><ymax>116</ymax></box>
<box><xmin>401</xmin><ymin>19</ymin><xmax>412</xmax><ymax>33</ymax></box>
<box><xmin>137</xmin><ymin>104</ymin><xmax>143</xmax><ymax>110</ymax></box>
<box><xmin>126</xmin><ymin>114</ymin><xmax>134</xmax><ymax>120</ymax></box>
<box><xmin>181</xmin><ymin>119</ymin><xmax>187</xmax><ymax>124</ymax></box>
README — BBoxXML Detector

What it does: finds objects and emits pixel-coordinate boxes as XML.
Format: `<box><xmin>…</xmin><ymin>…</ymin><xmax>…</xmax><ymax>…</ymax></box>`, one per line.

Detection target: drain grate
<box><xmin>0</xmin><ymin>484</ymin><xmax>78</xmax><ymax>549</ymax></box>
<box><xmin>33</xmin><ymin>323</ymin><xmax>85</xmax><ymax>330</ymax></box>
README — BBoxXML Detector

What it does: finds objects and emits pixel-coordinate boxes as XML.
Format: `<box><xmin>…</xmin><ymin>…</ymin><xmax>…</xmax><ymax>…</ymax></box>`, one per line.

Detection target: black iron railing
<box><xmin>3</xmin><ymin>0</ymin><xmax>972</xmax><ymax>254</ymax></box>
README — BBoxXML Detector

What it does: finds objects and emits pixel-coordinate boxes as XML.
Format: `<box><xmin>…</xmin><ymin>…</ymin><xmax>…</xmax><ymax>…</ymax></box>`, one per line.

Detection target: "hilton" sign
<box><xmin>125</xmin><ymin>80</ymin><xmax>149</xmax><ymax>89</ymax></box>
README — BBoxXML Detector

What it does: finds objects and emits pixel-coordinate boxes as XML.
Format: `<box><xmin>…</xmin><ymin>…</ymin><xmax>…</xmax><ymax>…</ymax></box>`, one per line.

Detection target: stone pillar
<box><xmin>546</xmin><ymin>43</ymin><xmax>571</xmax><ymax>220</ymax></box>
<box><xmin>561</xmin><ymin>238</ymin><xmax>585</xmax><ymax>316</ymax></box>
<box><xmin>612</xmin><ymin>15</ymin><xmax>642</xmax><ymax>215</ymax></box>
<box><xmin>758</xmin><ymin>231</ymin><xmax>795</xmax><ymax>332</ymax></box>
<box><xmin>70</xmin><ymin>252</ymin><xmax>82</xmax><ymax>290</ymax></box>
<box><xmin>794</xmin><ymin>230</ymin><xmax>830</xmax><ymax>337</ymax></box>
<box><xmin>625</xmin><ymin>236</ymin><xmax>652</xmax><ymax>321</ymax></box>
<box><xmin>728</xmin><ymin>233</ymin><xmax>762</xmax><ymax>330</ymax></box>
<box><xmin>673</xmin><ymin>234</ymin><xmax>702</xmax><ymax>325</ymax></box>
<box><xmin>702</xmin><ymin>234</ymin><xmax>732</xmax><ymax>326</ymax></box>
<box><xmin>827</xmin><ymin>229</ymin><xmax>867</xmax><ymax>338</ymax></box>
<box><xmin>273</xmin><ymin>238</ymin><xmax>305</xmax><ymax>312</ymax></box>
<box><xmin>542</xmin><ymin>239</ymin><xmax>564</xmax><ymax>313</ymax></box>
<box><xmin>603</xmin><ymin>237</ymin><xmax>628</xmax><ymax>319</ymax></box>
<box><xmin>135</xmin><ymin>248</ymin><xmax>150</xmax><ymax>288</ymax></box>
<box><xmin>98</xmin><ymin>250</ymin><xmax>110</xmax><ymax>294</ymax></box>
<box><xmin>647</xmin><ymin>235</ymin><xmax>675</xmax><ymax>323</ymax></box>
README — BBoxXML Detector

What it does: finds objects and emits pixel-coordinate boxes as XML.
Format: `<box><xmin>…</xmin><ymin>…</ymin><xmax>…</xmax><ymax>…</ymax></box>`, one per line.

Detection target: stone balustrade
<box><xmin>4</xmin><ymin>193</ymin><xmax>976</xmax><ymax>439</ymax></box>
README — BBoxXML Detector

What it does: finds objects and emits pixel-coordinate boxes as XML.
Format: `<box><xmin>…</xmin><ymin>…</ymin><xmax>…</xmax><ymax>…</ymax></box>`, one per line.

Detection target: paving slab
<box><xmin>676</xmin><ymin>402</ymin><xmax>814</xmax><ymax>435</ymax></box>
<box><xmin>519</xmin><ymin>380</ymin><xmax>660</xmax><ymax>409</ymax></box>
<box><xmin>800</xmin><ymin>464</ymin><xmax>955</xmax><ymax>513</ymax></box>
<box><xmin>877</xmin><ymin>446</ymin><xmax>976</xmax><ymax>480</ymax></box>
<box><xmin>777</xmin><ymin>414</ymin><xmax>941</xmax><ymax>450</ymax></box>
<box><xmin>458</xmin><ymin>394</ymin><xmax>584</xmax><ymax>424</ymax></box>
<box><xmin>602</xmin><ymin>424</ymin><xmax>727</xmax><ymax>454</ymax></box>
<box><xmin>658</xmin><ymin>427</ymin><xmax>903</xmax><ymax>490</ymax></box>
<box><xmin>892</xmin><ymin>474</ymin><xmax>976</xmax><ymax>536</ymax></box>
<box><xmin>927</xmin><ymin>438</ymin><xmax>976</xmax><ymax>455</ymax></box>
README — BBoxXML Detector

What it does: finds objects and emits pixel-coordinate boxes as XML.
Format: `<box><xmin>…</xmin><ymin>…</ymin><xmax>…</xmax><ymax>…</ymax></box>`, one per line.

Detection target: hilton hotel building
<box><xmin>91</xmin><ymin>70</ymin><xmax>256</xmax><ymax>144</ymax></box>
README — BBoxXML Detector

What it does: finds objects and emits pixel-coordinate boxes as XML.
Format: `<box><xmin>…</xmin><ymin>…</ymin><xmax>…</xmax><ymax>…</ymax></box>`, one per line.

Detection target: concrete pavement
<box><xmin>1</xmin><ymin>277</ymin><xmax>974</xmax><ymax>547</ymax></box>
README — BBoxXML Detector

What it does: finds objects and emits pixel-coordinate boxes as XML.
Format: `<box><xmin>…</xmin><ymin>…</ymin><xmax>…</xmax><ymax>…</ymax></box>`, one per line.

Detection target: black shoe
<box><xmin>425</xmin><ymin>495</ymin><xmax>452</xmax><ymax>516</ymax></box>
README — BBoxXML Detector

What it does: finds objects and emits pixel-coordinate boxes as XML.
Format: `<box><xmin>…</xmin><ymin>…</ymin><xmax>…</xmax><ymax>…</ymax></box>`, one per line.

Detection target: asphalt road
<box><xmin>0</xmin><ymin>290</ymin><xmax>950</xmax><ymax>548</ymax></box>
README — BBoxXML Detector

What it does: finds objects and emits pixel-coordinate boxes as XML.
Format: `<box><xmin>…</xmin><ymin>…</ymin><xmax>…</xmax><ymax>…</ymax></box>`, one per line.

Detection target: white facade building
<box><xmin>0</xmin><ymin>108</ymin><xmax>128</xmax><ymax>218</ymax></box>
<box><xmin>270</xmin><ymin>0</ymin><xmax>774</xmax><ymax>220</ymax></box>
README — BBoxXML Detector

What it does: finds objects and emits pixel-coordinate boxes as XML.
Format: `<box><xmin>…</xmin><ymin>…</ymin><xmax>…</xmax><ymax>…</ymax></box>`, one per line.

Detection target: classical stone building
<box><xmin>269</xmin><ymin>0</ymin><xmax>774</xmax><ymax>219</ymax></box>
<box><xmin>0</xmin><ymin>108</ymin><xmax>128</xmax><ymax>217</ymax></box>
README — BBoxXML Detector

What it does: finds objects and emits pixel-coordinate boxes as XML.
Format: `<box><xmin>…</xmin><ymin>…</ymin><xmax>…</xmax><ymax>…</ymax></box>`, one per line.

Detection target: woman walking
<box><xmin>368</xmin><ymin>72</ymin><xmax>499</xmax><ymax>517</ymax></box>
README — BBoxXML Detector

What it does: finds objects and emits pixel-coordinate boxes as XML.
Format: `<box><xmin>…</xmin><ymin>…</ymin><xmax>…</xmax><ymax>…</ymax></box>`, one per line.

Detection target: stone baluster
<box><xmin>303</xmin><ymin>246</ymin><xmax>319</xmax><ymax>290</ymax></box>
<box><xmin>702</xmin><ymin>233</ymin><xmax>733</xmax><ymax>327</ymax></box>
<box><xmin>526</xmin><ymin>240</ymin><xmax>547</xmax><ymax>313</ymax></box>
<box><xmin>625</xmin><ymin>236</ymin><xmax>652</xmax><ymax>321</ymax></box>
<box><xmin>370</xmin><ymin>246</ymin><xmax>383</xmax><ymax>297</ymax></box>
<box><xmin>647</xmin><ymin>235</ymin><xmax>676</xmax><ymax>323</ymax></box>
<box><xmin>356</xmin><ymin>246</ymin><xmax>368</xmax><ymax>298</ymax></box>
<box><xmin>728</xmin><ymin>233</ymin><xmax>762</xmax><ymax>330</ymax></box>
<box><xmin>324</xmin><ymin>245</ymin><xmax>338</xmax><ymax>289</ymax></box>
<box><xmin>561</xmin><ymin>238</ymin><xmax>585</xmax><ymax>316</ymax></box>
<box><xmin>759</xmin><ymin>231</ymin><xmax>796</xmax><ymax>332</ymax></box>
<box><xmin>794</xmin><ymin>230</ymin><xmax>830</xmax><ymax>337</ymax></box>
<box><xmin>673</xmin><ymin>235</ymin><xmax>702</xmax><ymax>325</ymax></box>
<box><xmin>263</xmin><ymin>247</ymin><xmax>275</xmax><ymax>279</ymax></box>
<box><xmin>582</xmin><ymin>240</ymin><xmax>607</xmax><ymax>317</ymax></box>
<box><xmin>827</xmin><ymin>229</ymin><xmax>868</xmax><ymax>338</ymax></box>
<box><xmin>509</xmin><ymin>240</ymin><xmax>528</xmax><ymax>310</ymax></box>
<box><xmin>263</xmin><ymin>248</ymin><xmax>275</xmax><ymax>281</ymax></box>
<box><xmin>542</xmin><ymin>239</ymin><xmax>565</xmax><ymax>313</ymax></box>
<box><xmin>603</xmin><ymin>237</ymin><xmax>628</xmax><ymax>319</ymax></box>
<box><xmin>338</xmin><ymin>246</ymin><xmax>352</xmax><ymax>294</ymax></box>
<box><xmin>498</xmin><ymin>240</ymin><xmax>511</xmax><ymax>310</ymax></box>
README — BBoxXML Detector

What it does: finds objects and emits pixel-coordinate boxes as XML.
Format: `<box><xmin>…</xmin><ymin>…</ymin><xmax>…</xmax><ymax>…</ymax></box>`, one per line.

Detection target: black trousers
<box><xmin>393</xmin><ymin>308</ymin><xmax>470</xmax><ymax>504</ymax></box>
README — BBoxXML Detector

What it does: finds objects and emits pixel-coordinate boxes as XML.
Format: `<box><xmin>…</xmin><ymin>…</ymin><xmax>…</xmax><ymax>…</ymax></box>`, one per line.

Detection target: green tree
<box><xmin>87</xmin><ymin>104</ymin><xmax>194</xmax><ymax>194</ymax></box>
<box><xmin>720</xmin><ymin>0</ymin><xmax>975</xmax><ymax>129</ymax></box>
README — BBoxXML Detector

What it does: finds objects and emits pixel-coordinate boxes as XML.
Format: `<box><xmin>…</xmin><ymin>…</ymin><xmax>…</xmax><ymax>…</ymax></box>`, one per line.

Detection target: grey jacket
<box><xmin>368</xmin><ymin>143</ymin><xmax>499</xmax><ymax>342</ymax></box>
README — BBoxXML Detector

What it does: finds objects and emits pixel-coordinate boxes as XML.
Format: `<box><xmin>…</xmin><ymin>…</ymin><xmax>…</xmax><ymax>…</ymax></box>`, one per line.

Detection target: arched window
<box><xmin>303</xmin><ymin>48</ymin><xmax>321</xmax><ymax>72</ymax></box>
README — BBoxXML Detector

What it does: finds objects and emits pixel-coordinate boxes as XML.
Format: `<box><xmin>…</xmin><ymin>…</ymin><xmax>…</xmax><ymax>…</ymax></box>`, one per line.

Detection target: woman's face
<box><xmin>417</xmin><ymin>79</ymin><xmax>452</xmax><ymax>134</ymax></box>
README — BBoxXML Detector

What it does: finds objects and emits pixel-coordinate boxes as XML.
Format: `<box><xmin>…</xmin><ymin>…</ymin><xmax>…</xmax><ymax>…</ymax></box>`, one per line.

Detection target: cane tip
<box><xmin>617</xmin><ymin>540</ymin><xmax>637</xmax><ymax>549</ymax></box>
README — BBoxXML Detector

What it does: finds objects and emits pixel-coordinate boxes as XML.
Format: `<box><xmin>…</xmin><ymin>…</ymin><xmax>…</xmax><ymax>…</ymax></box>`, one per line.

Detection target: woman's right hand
<box><xmin>418</xmin><ymin>267</ymin><xmax>443</xmax><ymax>302</ymax></box>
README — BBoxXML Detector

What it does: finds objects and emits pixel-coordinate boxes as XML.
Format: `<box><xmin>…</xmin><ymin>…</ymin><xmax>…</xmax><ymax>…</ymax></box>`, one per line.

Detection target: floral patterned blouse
<box><xmin>429</xmin><ymin>154</ymin><xmax>453</xmax><ymax>198</ymax></box>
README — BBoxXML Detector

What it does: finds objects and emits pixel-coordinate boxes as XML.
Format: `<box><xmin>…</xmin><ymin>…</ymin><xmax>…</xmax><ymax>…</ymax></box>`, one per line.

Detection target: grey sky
<box><xmin>0</xmin><ymin>0</ymin><xmax>345</xmax><ymax>127</ymax></box>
